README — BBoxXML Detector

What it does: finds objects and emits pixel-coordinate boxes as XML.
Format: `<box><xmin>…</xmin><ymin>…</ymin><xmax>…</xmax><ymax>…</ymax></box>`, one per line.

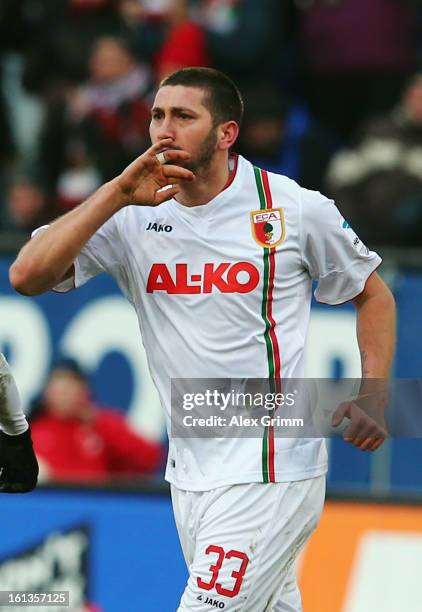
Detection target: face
<box><xmin>150</xmin><ymin>85</ymin><xmax>219</xmax><ymax>173</ymax></box>
<box><xmin>43</xmin><ymin>371</ymin><xmax>90</xmax><ymax>419</ymax></box>
<box><xmin>404</xmin><ymin>78</ymin><xmax>422</xmax><ymax>124</ymax></box>
<box><xmin>89</xmin><ymin>37</ymin><xmax>135</xmax><ymax>83</ymax></box>
<box><xmin>8</xmin><ymin>183</ymin><xmax>44</xmax><ymax>226</ymax></box>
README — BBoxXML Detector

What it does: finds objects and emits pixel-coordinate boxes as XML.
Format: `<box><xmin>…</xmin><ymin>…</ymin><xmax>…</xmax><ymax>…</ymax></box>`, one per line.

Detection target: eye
<box><xmin>152</xmin><ymin>111</ymin><xmax>163</xmax><ymax>120</ymax></box>
<box><xmin>179</xmin><ymin>113</ymin><xmax>192</xmax><ymax>120</ymax></box>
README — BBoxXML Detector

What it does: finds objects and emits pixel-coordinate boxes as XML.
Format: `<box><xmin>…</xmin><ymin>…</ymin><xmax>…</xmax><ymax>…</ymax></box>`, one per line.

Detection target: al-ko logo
<box><xmin>146</xmin><ymin>262</ymin><xmax>259</xmax><ymax>294</ymax></box>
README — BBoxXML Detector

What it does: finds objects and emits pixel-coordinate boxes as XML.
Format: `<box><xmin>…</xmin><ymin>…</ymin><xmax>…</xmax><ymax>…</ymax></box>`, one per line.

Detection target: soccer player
<box><xmin>9</xmin><ymin>68</ymin><xmax>395</xmax><ymax>611</ymax></box>
<box><xmin>0</xmin><ymin>353</ymin><xmax>39</xmax><ymax>492</ymax></box>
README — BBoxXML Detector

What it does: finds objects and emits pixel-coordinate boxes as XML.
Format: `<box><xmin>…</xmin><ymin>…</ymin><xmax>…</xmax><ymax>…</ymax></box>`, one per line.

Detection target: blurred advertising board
<box><xmin>0</xmin><ymin>486</ymin><xmax>186</xmax><ymax>612</ymax></box>
<box><xmin>299</xmin><ymin>499</ymin><xmax>422</xmax><ymax>612</ymax></box>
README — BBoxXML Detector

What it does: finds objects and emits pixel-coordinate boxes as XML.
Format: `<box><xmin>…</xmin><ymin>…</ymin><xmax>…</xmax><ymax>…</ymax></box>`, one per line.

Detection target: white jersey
<box><xmin>52</xmin><ymin>155</ymin><xmax>381</xmax><ymax>490</ymax></box>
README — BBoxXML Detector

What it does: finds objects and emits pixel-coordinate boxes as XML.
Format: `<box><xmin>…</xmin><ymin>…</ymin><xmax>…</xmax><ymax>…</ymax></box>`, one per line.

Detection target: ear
<box><xmin>217</xmin><ymin>121</ymin><xmax>240</xmax><ymax>151</ymax></box>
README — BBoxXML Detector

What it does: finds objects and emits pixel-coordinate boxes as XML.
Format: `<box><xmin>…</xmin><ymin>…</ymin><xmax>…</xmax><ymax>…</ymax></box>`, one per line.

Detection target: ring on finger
<box><xmin>156</xmin><ymin>152</ymin><xmax>167</xmax><ymax>165</ymax></box>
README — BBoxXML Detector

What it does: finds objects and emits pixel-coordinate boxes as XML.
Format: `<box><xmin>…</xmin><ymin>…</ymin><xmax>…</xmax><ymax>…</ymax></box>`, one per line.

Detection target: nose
<box><xmin>155</xmin><ymin>117</ymin><xmax>176</xmax><ymax>142</ymax></box>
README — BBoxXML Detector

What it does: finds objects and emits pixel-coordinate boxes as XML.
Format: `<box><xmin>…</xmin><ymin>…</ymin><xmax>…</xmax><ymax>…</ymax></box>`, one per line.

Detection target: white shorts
<box><xmin>171</xmin><ymin>475</ymin><xmax>325</xmax><ymax>612</ymax></box>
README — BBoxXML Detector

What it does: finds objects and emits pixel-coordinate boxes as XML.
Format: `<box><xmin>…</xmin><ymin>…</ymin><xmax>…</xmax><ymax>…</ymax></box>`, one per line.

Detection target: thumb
<box><xmin>331</xmin><ymin>402</ymin><xmax>350</xmax><ymax>427</ymax></box>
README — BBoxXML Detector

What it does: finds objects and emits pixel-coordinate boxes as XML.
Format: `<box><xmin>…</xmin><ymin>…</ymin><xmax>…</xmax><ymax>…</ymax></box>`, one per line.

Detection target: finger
<box><xmin>331</xmin><ymin>413</ymin><xmax>344</xmax><ymax>428</ymax></box>
<box><xmin>364</xmin><ymin>429</ymin><xmax>387</xmax><ymax>451</ymax></box>
<box><xmin>368</xmin><ymin>437</ymin><xmax>386</xmax><ymax>451</ymax></box>
<box><xmin>346</xmin><ymin>424</ymin><xmax>386</xmax><ymax>448</ymax></box>
<box><xmin>163</xmin><ymin>169</ymin><xmax>195</xmax><ymax>183</ymax></box>
<box><xmin>155</xmin><ymin>186</ymin><xmax>181</xmax><ymax>205</ymax></box>
<box><xmin>155</xmin><ymin>151</ymin><xmax>167</xmax><ymax>165</ymax></box>
<box><xmin>354</xmin><ymin>436</ymin><xmax>377</xmax><ymax>450</ymax></box>
<box><xmin>161</xmin><ymin>149</ymin><xmax>191</xmax><ymax>164</ymax></box>
<box><xmin>343</xmin><ymin>421</ymin><xmax>365</xmax><ymax>441</ymax></box>
<box><xmin>342</xmin><ymin>412</ymin><xmax>375</xmax><ymax>441</ymax></box>
<box><xmin>356</xmin><ymin>434</ymin><xmax>380</xmax><ymax>451</ymax></box>
<box><xmin>163</xmin><ymin>178</ymin><xmax>192</xmax><ymax>189</ymax></box>
<box><xmin>148</xmin><ymin>138</ymin><xmax>176</xmax><ymax>156</ymax></box>
<box><xmin>349</xmin><ymin>421</ymin><xmax>378</xmax><ymax>441</ymax></box>
<box><xmin>354</xmin><ymin>435</ymin><xmax>384</xmax><ymax>451</ymax></box>
<box><xmin>356</xmin><ymin>438</ymin><xmax>372</xmax><ymax>451</ymax></box>
<box><xmin>147</xmin><ymin>141</ymin><xmax>192</xmax><ymax>166</ymax></box>
<box><xmin>331</xmin><ymin>404</ymin><xmax>349</xmax><ymax>427</ymax></box>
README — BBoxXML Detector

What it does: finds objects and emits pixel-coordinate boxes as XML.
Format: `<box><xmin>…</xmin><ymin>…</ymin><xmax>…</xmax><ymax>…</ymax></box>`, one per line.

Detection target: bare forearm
<box><xmin>10</xmin><ymin>140</ymin><xmax>194</xmax><ymax>295</ymax></box>
<box><xmin>356</xmin><ymin>290</ymin><xmax>396</xmax><ymax>380</ymax></box>
<box><xmin>10</xmin><ymin>179</ymin><xmax>125</xmax><ymax>295</ymax></box>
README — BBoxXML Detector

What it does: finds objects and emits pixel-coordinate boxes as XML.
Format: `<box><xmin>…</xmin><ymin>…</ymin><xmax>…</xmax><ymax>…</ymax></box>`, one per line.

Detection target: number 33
<box><xmin>197</xmin><ymin>545</ymin><xmax>249</xmax><ymax>597</ymax></box>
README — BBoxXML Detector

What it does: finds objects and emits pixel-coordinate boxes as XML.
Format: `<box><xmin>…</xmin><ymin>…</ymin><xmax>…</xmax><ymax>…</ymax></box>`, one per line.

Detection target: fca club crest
<box><xmin>250</xmin><ymin>208</ymin><xmax>285</xmax><ymax>248</ymax></box>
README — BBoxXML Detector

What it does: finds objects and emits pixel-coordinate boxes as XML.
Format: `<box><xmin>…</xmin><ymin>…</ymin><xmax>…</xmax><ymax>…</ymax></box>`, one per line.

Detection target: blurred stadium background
<box><xmin>1</xmin><ymin>1</ymin><xmax>422</xmax><ymax>611</ymax></box>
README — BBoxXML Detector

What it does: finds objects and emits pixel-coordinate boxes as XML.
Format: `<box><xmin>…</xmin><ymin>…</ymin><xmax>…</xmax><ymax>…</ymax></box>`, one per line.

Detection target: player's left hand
<box><xmin>0</xmin><ymin>427</ymin><xmax>39</xmax><ymax>493</ymax></box>
<box><xmin>331</xmin><ymin>400</ymin><xmax>388</xmax><ymax>451</ymax></box>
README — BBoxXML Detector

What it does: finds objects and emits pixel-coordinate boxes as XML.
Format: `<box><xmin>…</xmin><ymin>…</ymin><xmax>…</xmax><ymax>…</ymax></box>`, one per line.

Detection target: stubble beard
<box><xmin>177</xmin><ymin>127</ymin><xmax>218</xmax><ymax>176</ymax></box>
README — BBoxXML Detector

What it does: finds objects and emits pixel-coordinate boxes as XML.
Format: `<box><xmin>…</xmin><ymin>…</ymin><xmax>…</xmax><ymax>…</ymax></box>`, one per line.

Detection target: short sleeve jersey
<box><xmin>52</xmin><ymin>155</ymin><xmax>381</xmax><ymax>490</ymax></box>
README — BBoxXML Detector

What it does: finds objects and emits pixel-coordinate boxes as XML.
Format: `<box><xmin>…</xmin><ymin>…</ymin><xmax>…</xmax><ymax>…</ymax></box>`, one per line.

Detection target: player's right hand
<box><xmin>115</xmin><ymin>138</ymin><xmax>195</xmax><ymax>207</ymax></box>
<box><xmin>0</xmin><ymin>427</ymin><xmax>39</xmax><ymax>493</ymax></box>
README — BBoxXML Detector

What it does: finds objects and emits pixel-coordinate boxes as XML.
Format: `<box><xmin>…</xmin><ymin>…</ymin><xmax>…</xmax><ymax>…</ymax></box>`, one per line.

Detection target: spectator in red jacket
<box><xmin>30</xmin><ymin>359</ymin><xmax>163</xmax><ymax>482</ymax></box>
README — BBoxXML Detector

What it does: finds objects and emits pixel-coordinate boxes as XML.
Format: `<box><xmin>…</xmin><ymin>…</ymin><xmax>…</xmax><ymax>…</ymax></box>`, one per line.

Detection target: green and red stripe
<box><xmin>253</xmin><ymin>167</ymin><xmax>281</xmax><ymax>483</ymax></box>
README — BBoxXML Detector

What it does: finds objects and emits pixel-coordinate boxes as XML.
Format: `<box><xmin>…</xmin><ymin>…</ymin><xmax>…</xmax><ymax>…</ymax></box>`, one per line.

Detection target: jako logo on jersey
<box><xmin>250</xmin><ymin>208</ymin><xmax>285</xmax><ymax>248</ymax></box>
<box><xmin>342</xmin><ymin>219</ymin><xmax>351</xmax><ymax>229</ymax></box>
<box><xmin>146</xmin><ymin>222</ymin><xmax>173</xmax><ymax>232</ymax></box>
<box><xmin>146</xmin><ymin>263</ymin><xmax>259</xmax><ymax>294</ymax></box>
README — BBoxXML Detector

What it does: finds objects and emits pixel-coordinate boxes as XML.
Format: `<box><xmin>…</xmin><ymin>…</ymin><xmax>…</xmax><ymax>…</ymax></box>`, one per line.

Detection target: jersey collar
<box><xmin>223</xmin><ymin>153</ymin><xmax>239</xmax><ymax>191</ymax></box>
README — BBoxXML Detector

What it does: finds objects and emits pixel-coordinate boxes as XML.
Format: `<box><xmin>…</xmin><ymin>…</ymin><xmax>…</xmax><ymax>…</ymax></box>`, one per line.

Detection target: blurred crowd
<box><xmin>1</xmin><ymin>0</ymin><xmax>422</xmax><ymax>246</ymax></box>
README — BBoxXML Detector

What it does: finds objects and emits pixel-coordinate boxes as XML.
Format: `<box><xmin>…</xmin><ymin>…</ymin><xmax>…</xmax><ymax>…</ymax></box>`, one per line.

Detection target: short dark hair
<box><xmin>50</xmin><ymin>357</ymin><xmax>89</xmax><ymax>383</ymax></box>
<box><xmin>160</xmin><ymin>67</ymin><xmax>244</xmax><ymax>127</ymax></box>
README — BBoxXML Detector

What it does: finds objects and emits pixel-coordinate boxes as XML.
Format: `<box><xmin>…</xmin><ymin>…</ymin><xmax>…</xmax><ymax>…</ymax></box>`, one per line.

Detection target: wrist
<box><xmin>108</xmin><ymin>177</ymin><xmax>132</xmax><ymax>210</ymax></box>
<box><xmin>0</xmin><ymin>416</ymin><xmax>29</xmax><ymax>437</ymax></box>
<box><xmin>0</xmin><ymin>422</ymin><xmax>30</xmax><ymax>442</ymax></box>
<box><xmin>357</xmin><ymin>379</ymin><xmax>389</xmax><ymax>415</ymax></box>
<box><xmin>101</xmin><ymin>178</ymin><xmax>130</xmax><ymax>213</ymax></box>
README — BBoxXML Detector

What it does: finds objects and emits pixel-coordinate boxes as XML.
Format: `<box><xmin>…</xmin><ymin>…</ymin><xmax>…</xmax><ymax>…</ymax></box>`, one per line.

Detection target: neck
<box><xmin>175</xmin><ymin>153</ymin><xmax>231</xmax><ymax>207</ymax></box>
